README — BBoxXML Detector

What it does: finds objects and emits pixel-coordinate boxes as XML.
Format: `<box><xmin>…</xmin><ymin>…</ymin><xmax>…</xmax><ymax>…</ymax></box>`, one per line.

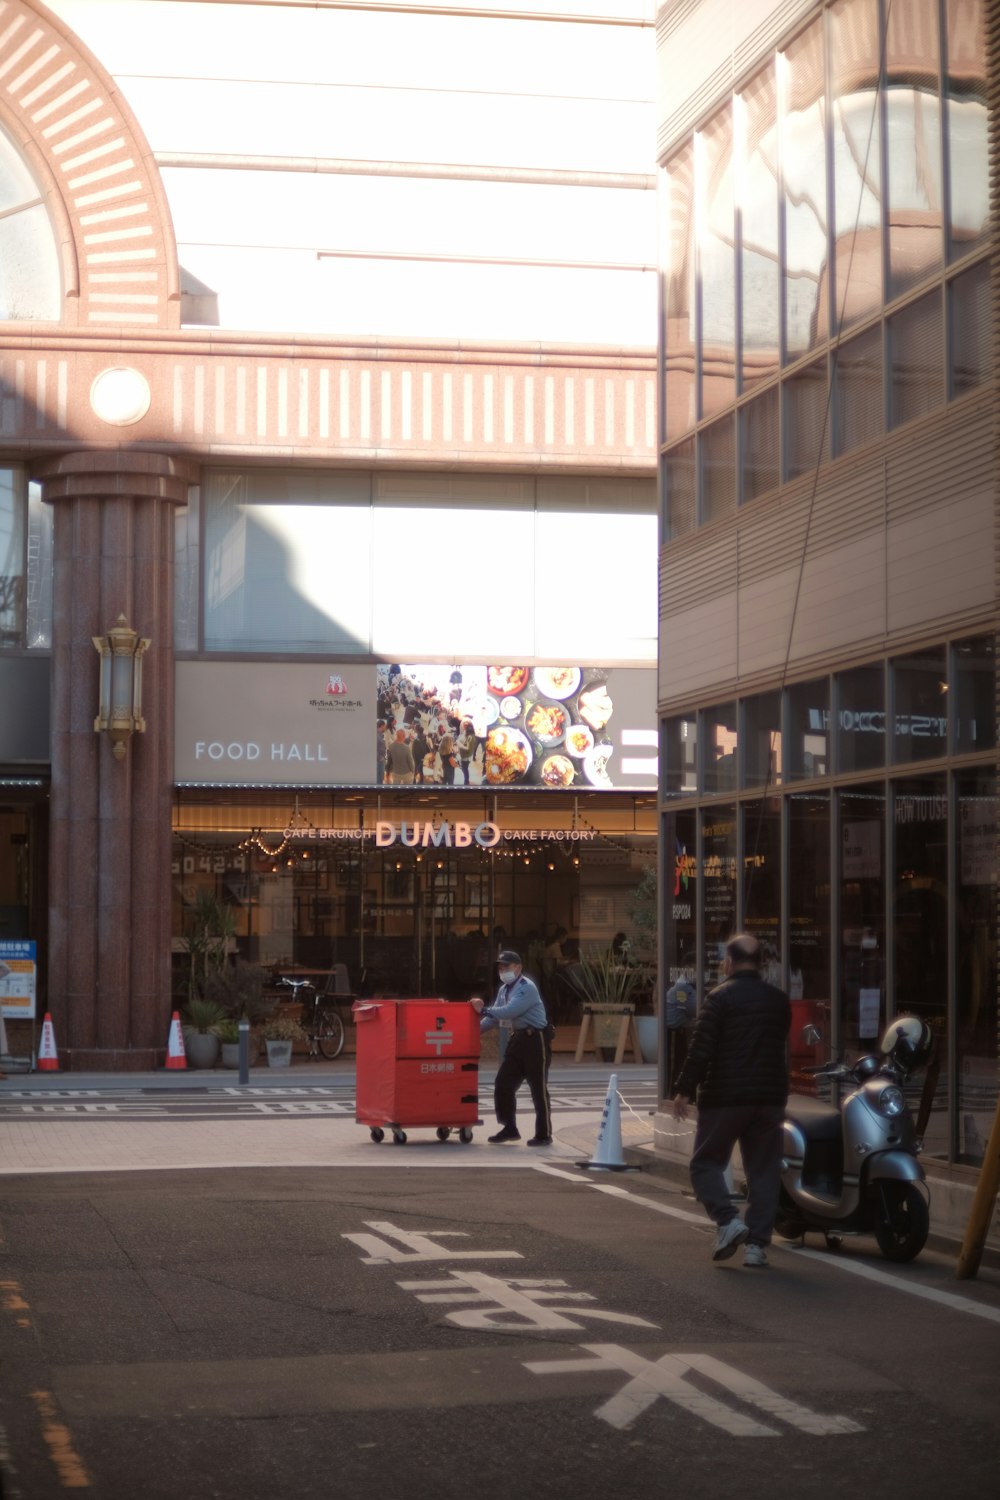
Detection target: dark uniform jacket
<box><xmin>674</xmin><ymin>970</ymin><xmax>790</xmax><ymax>1110</ymax></box>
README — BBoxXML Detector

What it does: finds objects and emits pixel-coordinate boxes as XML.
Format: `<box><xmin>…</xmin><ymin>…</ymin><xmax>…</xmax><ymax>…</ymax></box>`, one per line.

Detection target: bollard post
<box><xmin>238</xmin><ymin>1017</ymin><xmax>250</xmax><ymax>1086</ymax></box>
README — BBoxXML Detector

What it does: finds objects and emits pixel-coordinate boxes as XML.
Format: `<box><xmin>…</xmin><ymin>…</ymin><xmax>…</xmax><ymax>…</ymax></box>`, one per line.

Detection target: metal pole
<box><xmin>238</xmin><ymin>1016</ymin><xmax>250</xmax><ymax>1085</ymax></box>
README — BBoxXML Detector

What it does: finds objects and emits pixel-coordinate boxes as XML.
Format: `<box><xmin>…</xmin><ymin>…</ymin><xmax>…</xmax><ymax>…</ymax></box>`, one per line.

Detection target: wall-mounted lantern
<box><xmin>93</xmin><ymin>614</ymin><xmax>150</xmax><ymax>759</ymax></box>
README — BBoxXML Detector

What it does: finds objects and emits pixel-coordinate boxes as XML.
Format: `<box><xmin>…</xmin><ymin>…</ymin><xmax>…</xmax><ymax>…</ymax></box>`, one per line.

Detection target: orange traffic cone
<box><xmin>165</xmin><ymin>1011</ymin><xmax>187</xmax><ymax>1070</ymax></box>
<box><xmin>37</xmin><ymin>1012</ymin><xmax>60</xmax><ymax>1072</ymax></box>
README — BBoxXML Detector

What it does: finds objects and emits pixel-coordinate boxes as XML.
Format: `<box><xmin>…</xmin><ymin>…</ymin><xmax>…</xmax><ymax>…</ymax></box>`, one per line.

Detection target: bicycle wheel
<box><xmin>315</xmin><ymin>1008</ymin><xmax>345</xmax><ymax>1060</ymax></box>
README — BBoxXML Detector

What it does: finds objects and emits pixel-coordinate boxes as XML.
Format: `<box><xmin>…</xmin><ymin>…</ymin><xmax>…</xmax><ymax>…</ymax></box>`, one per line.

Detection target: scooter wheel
<box><xmin>874</xmin><ymin>1182</ymin><xmax>929</xmax><ymax>1262</ymax></box>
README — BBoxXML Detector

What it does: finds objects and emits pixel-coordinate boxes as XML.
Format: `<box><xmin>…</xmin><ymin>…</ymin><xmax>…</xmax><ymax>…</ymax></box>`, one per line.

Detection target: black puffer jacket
<box><xmin>674</xmin><ymin>970</ymin><xmax>790</xmax><ymax>1109</ymax></box>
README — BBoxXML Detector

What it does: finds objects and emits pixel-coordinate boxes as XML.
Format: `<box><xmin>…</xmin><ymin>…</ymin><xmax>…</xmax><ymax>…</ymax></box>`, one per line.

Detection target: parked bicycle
<box><xmin>275</xmin><ymin>975</ymin><xmax>345</xmax><ymax>1059</ymax></box>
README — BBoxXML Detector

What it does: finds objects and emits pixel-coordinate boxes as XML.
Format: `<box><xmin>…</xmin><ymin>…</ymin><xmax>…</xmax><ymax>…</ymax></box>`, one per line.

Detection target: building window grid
<box><xmin>660</xmin><ymin>0</ymin><xmax>990</xmax><ymax>533</ymax></box>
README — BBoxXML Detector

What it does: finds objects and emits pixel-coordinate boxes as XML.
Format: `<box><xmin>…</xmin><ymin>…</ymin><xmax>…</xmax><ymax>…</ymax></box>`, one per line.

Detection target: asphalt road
<box><xmin>1</xmin><ymin>1154</ymin><xmax>999</xmax><ymax>1500</ymax></box>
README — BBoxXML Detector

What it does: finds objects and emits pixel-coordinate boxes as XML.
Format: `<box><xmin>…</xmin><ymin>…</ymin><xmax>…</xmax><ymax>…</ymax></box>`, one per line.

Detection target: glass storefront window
<box><xmin>738</xmin><ymin>65</ymin><xmax>780</xmax><ymax>389</ymax></box>
<box><xmin>956</xmin><ymin>768</ymin><xmax>998</xmax><ymax>1165</ymax></box>
<box><xmin>788</xmin><ymin>677</ymin><xmax>830</xmax><ymax>779</ymax></box>
<box><xmin>788</xmin><ymin>792</ymin><xmax>831</xmax><ymax>1081</ymax></box>
<box><xmin>24</xmin><ymin>480</ymin><xmax>52</xmax><ymax>651</ymax></box>
<box><xmin>892</xmin><ymin>645</ymin><xmax>948</xmax><ymax>764</ymax></box>
<box><xmin>945</xmin><ymin>0</ymin><xmax>988</xmax><ymax>263</ymax></box>
<box><xmin>0</xmin><ymin>468</ymin><xmax>25</xmax><ymax>649</ymax></box>
<box><xmin>664</xmin><ymin>714</ymin><xmax>698</xmax><ymax>796</ymax></box>
<box><xmin>701</xmin><ymin>701</ymin><xmax>737</xmax><ymax>793</ymax></box>
<box><xmin>839</xmin><ymin>784</ymin><xmax>885</xmax><ymax>1057</ymax></box>
<box><xmin>885</xmin><ymin>0</ymin><xmax>943</xmax><ymax>301</ymax></box>
<box><xmin>781</xmin><ymin>19</ymin><xmax>830</xmax><ymax>360</ymax></box>
<box><xmin>702</xmin><ymin>804</ymin><xmax>736</xmax><ymax>989</ymax></box>
<box><xmin>742</xmin><ymin>796</ymin><xmax>781</xmax><ymax>982</ymax></box>
<box><xmin>664</xmin><ymin>808</ymin><xmax>697</xmax><ymax>983</ymax></box>
<box><xmin>835</xmin><ymin>663</ymin><xmax>885</xmax><ymax>774</ymax></box>
<box><xmin>889</xmin><ymin>291</ymin><xmax>944</xmax><ymax>430</ymax></box>
<box><xmin>952</xmin><ymin>635</ymin><xmax>996</xmax><ymax>755</ymax></box>
<box><xmin>893</xmin><ymin>775</ymin><xmax>948</xmax><ymax>1158</ymax></box>
<box><xmin>697</xmin><ymin>106</ymin><xmax>736</xmax><ymax>418</ymax></box>
<box><xmin>664</xmin><ymin>141</ymin><xmax>696</xmax><ymax>443</ymax></box>
<box><xmin>742</xmin><ymin>691</ymin><xmax>781</xmax><ymax>786</ymax></box>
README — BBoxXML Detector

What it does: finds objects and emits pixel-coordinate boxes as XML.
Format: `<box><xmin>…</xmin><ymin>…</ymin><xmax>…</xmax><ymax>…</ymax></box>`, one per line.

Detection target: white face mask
<box><xmin>499</xmin><ymin>969</ymin><xmax>517</xmax><ymax>985</ymax></box>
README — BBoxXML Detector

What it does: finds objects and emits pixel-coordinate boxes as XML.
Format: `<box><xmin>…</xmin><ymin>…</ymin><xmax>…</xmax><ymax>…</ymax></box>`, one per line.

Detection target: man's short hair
<box><xmin>726</xmin><ymin>933</ymin><xmax>761</xmax><ymax>967</ymax></box>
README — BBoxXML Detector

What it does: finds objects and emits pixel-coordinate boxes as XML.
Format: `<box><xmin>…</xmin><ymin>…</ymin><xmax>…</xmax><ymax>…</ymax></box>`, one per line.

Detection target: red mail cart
<box><xmin>352</xmin><ymin>998</ymin><xmax>482</xmax><ymax>1144</ymax></box>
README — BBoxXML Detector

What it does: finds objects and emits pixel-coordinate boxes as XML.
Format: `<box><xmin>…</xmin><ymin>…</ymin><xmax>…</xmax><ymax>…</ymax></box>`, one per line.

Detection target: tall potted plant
<box><xmin>181</xmin><ymin>889</ymin><xmax>236</xmax><ymax>1004</ymax></box>
<box><xmin>180</xmin><ymin>996</ymin><xmax>226</xmax><ymax>1069</ymax></box>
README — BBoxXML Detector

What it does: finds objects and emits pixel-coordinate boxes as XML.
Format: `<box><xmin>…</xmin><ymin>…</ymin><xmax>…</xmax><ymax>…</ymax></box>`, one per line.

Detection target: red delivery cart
<box><xmin>352</xmin><ymin>998</ymin><xmax>482</xmax><ymax>1144</ymax></box>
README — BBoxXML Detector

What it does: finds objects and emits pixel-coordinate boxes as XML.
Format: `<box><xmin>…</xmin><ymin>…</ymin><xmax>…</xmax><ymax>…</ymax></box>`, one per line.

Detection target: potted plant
<box><xmin>258</xmin><ymin>1012</ymin><xmax>307</xmax><ymax>1068</ymax></box>
<box><xmin>180</xmin><ymin>996</ymin><xmax>226</xmax><ymax>1069</ymax></box>
<box><xmin>181</xmin><ymin>889</ymin><xmax>237</xmax><ymax>1004</ymax></box>
<box><xmin>217</xmin><ymin>1016</ymin><xmax>250</xmax><ymax>1069</ymax></box>
<box><xmin>199</xmin><ymin>959</ymin><xmax>271</xmax><ymax>1025</ymax></box>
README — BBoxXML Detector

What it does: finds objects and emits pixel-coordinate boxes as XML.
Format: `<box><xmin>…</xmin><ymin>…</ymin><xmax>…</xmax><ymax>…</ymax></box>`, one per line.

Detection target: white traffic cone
<box><xmin>37</xmin><ymin>1012</ymin><xmax>60</xmax><ymax>1071</ymax></box>
<box><xmin>578</xmin><ymin>1073</ymin><xmax>638</xmax><ymax>1172</ymax></box>
<box><xmin>165</xmin><ymin>1011</ymin><xmax>187</xmax><ymax>1070</ymax></box>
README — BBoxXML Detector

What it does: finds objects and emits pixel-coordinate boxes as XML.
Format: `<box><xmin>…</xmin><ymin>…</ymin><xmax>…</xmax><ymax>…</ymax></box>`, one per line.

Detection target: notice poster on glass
<box><xmin>842</xmin><ymin>821</ymin><xmax>881</xmax><ymax>879</ymax></box>
<box><xmin>0</xmin><ymin>941</ymin><xmax>37</xmax><ymax>1020</ymax></box>
<box><xmin>858</xmin><ymin>987</ymin><xmax>881</xmax><ymax>1040</ymax></box>
<box><xmin>378</xmin><ymin>663</ymin><xmax>657</xmax><ymax>791</ymax></box>
<box><xmin>960</xmin><ymin>798</ymin><xmax>997</xmax><ymax>885</ymax></box>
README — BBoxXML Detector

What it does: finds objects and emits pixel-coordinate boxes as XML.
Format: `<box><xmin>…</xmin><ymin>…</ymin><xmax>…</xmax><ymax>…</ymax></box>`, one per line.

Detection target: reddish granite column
<box><xmin>32</xmin><ymin>451</ymin><xmax>198</xmax><ymax>1070</ymax></box>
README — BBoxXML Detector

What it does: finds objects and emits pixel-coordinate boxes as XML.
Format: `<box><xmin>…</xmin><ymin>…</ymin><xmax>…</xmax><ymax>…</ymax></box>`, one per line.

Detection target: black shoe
<box><xmin>526</xmin><ymin>1136</ymin><xmax>552</xmax><ymax>1147</ymax></box>
<box><xmin>488</xmin><ymin>1128</ymin><xmax>521</xmax><ymax>1143</ymax></box>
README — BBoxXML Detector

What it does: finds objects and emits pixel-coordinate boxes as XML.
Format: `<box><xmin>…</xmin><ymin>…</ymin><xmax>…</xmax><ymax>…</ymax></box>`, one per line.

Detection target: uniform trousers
<box><xmin>689</xmin><ymin>1103</ymin><xmax>784</xmax><ymax>1245</ymax></box>
<box><xmin>494</xmin><ymin>1028</ymin><xmax>552</xmax><ymax>1139</ymax></box>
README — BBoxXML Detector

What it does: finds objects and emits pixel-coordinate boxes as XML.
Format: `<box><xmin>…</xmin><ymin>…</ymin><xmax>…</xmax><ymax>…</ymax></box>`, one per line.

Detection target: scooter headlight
<box><xmin>877</xmin><ymin>1085</ymin><xmax>906</xmax><ymax>1117</ymax></box>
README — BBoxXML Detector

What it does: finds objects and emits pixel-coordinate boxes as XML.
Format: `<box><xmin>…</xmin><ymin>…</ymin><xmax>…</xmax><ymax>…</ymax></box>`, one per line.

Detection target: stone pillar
<box><xmin>32</xmin><ymin>451</ymin><xmax>198</xmax><ymax>1070</ymax></box>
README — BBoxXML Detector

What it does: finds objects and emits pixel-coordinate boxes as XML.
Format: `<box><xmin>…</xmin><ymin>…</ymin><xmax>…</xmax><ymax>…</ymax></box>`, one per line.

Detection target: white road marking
<box><xmin>525</xmin><ymin>1344</ymin><xmax>863</xmax><ymax>1436</ymax></box>
<box><xmin>533</xmin><ymin>1164</ymin><xmax>1000</xmax><ymax>1328</ymax></box>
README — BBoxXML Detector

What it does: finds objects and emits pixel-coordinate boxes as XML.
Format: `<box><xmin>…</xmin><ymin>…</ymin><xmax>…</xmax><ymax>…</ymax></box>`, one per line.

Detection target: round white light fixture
<box><xmin>90</xmin><ymin>366</ymin><xmax>152</xmax><ymax>426</ymax></box>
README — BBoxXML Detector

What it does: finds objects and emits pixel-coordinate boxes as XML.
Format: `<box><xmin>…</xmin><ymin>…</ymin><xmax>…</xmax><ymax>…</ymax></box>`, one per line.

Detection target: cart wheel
<box><xmin>370</xmin><ymin>1127</ymin><xmax>384</xmax><ymax>1143</ymax></box>
<box><xmin>436</xmin><ymin>1127</ymin><xmax>451</xmax><ymax>1141</ymax></box>
<box><xmin>458</xmin><ymin>1128</ymin><xmax>474</xmax><ymax>1144</ymax></box>
<box><xmin>392</xmin><ymin>1129</ymin><xmax>407</xmax><ymax>1145</ymax></box>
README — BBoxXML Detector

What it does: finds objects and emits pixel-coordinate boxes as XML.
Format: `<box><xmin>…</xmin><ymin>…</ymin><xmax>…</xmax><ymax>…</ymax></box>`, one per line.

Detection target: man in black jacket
<box><xmin>671</xmin><ymin>933</ymin><xmax>790</xmax><ymax>1268</ymax></box>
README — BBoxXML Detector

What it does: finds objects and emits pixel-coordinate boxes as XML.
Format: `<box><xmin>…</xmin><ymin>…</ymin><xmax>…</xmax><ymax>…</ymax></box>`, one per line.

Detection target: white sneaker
<box><xmin>712</xmin><ymin>1218</ymin><xmax>750</xmax><ymax>1261</ymax></box>
<box><xmin>743</xmin><ymin>1243</ymin><xmax>769</xmax><ymax>1268</ymax></box>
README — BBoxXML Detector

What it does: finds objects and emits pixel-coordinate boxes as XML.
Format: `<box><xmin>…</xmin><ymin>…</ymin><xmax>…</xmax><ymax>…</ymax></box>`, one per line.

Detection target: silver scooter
<box><xmin>774</xmin><ymin>1016</ymin><xmax>933</xmax><ymax>1262</ymax></box>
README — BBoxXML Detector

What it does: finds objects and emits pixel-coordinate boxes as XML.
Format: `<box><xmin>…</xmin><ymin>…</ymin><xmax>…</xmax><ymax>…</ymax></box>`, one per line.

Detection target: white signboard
<box><xmin>0</xmin><ymin>941</ymin><xmax>37</xmax><ymax>1020</ymax></box>
<box><xmin>842</xmin><ymin>821</ymin><xmax>881</xmax><ymax>879</ymax></box>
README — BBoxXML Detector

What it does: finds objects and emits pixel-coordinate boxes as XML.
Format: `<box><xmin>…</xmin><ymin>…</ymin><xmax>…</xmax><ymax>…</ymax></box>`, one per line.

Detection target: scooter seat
<box><xmin>786</xmin><ymin>1094</ymin><xmax>842</xmax><ymax>1143</ymax></box>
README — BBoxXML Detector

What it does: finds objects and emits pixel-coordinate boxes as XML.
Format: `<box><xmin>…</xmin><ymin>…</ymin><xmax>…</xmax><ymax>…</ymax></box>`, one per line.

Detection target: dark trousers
<box><xmin>494</xmin><ymin>1029</ymin><xmax>552</xmax><ymax>1139</ymax></box>
<box><xmin>689</xmin><ymin>1104</ymin><xmax>784</xmax><ymax>1245</ymax></box>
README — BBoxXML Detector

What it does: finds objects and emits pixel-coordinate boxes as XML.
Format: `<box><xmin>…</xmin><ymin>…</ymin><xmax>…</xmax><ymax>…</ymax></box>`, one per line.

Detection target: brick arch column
<box><xmin>32</xmin><ymin>450</ymin><xmax>198</xmax><ymax>1070</ymax></box>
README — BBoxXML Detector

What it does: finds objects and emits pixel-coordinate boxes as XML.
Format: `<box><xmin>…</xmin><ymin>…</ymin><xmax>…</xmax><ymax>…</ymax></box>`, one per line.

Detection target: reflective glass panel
<box><xmin>738</xmin><ymin>66</ymin><xmax>780</xmax><ymax>388</ymax></box>
<box><xmin>702</xmin><ymin>804</ymin><xmax>736</xmax><ymax>989</ymax></box>
<box><xmin>697</xmin><ymin>107</ymin><xmax>736</xmax><ymax>417</ymax></box>
<box><xmin>945</xmin><ymin>0</ymin><xmax>989</xmax><ymax>262</ymax></box>
<box><xmin>665</xmin><ymin>438</ymin><xmax>697</xmax><ymax>540</ymax></box>
<box><xmin>664</xmin><ymin>714</ymin><xmax>698</xmax><ymax>796</ymax></box>
<box><xmin>743</xmin><ymin>796</ymin><xmax>781</xmax><ymax>983</ymax></box>
<box><xmin>836</xmin><ymin>663</ymin><xmax>885</xmax><ymax>773</ymax></box>
<box><xmin>892</xmin><ymin>645</ymin><xmax>948</xmax><ymax>763</ymax></box>
<box><xmin>781</xmin><ymin>20</ymin><xmax>830</xmax><ymax>360</ymax></box>
<box><xmin>700</xmin><ymin>415</ymin><xmax>735</xmax><ymax>526</ymax></box>
<box><xmin>889</xmin><ymin>291</ymin><xmax>944</xmax><ymax>428</ymax></box>
<box><xmin>949</xmin><ymin>259</ymin><xmax>993</xmax><ymax>397</ymax></box>
<box><xmin>829</xmin><ymin>0</ymin><xmax>883</xmax><ymax>331</ymax></box>
<box><xmin>25</xmin><ymin>480</ymin><xmax>52</xmax><ymax>651</ymax></box>
<box><xmin>0</xmin><ymin>468</ymin><xmax>24</xmax><ymax>648</ymax></box>
<box><xmin>885</xmin><ymin>0</ymin><xmax>943</xmax><ymax>301</ymax></box>
<box><xmin>839</xmin><ymin>783</ymin><xmax>885</xmax><ymax>1056</ymax></box>
<box><xmin>702</xmin><ymin>701</ymin><xmax>738</xmax><ymax>793</ymax></box>
<box><xmin>788</xmin><ymin>677</ymin><xmax>830</xmax><ymax>779</ymax></box>
<box><xmin>742</xmin><ymin>691</ymin><xmax>782</xmax><ymax>786</ymax></box>
<box><xmin>833</xmin><ymin>324</ymin><xmax>883</xmax><ymax>456</ymax></box>
<box><xmin>956</xmin><ymin>767</ymin><xmax>998</xmax><ymax>1165</ymax></box>
<box><xmin>953</xmin><ymin>634</ymin><xmax>996</xmax><ymax>755</ymax></box>
<box><xmin>893</xmin><ymin>775</ymin><xmax>948</xmax><ymax>1158</ymax></box>
<box><xmin>664</xmin><ymin>143</ymin><xmax>697</xmax><ymax>441</ymax></box>
<box><xmin>665</xmin><ymin>805</ymin><xmax>698</xmax><ymax>1089</ymax></box>
<box><xmin>783</xmin><ymin>357</ymin><xmax>829</xmax><ymax>479</ymax></box>
<box><xmin>739</xmin><ymin>386</ymin><xmax>779</xmax><ymax>503</ymax></box>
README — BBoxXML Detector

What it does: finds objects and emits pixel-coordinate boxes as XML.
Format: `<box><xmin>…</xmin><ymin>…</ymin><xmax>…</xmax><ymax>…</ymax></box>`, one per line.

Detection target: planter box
<box><xmin>265</xmin><ymin>1039</ymin><xmax>293</xmax><ymax>1068</ymax></box>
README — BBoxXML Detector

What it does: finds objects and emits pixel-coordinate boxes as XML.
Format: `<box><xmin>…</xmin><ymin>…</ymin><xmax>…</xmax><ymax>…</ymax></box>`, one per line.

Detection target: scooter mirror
<box><xmin>802</xmin><ymin>1023</ymin><xmax>822</xmax><ymax>1045</ymax></box>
